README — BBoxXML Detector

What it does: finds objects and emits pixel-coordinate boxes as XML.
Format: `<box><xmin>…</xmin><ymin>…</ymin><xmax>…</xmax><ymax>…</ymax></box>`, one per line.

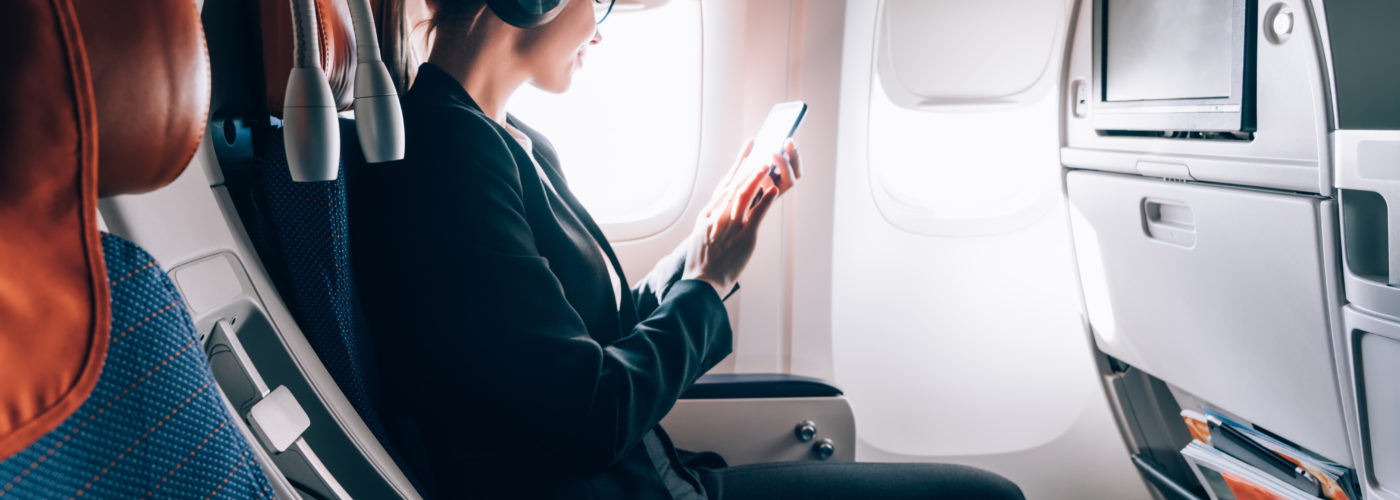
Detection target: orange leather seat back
<box><xmin>0</xmin><ymin>0</ymin><xmax>210</xmax><ymax>458</ymax></box>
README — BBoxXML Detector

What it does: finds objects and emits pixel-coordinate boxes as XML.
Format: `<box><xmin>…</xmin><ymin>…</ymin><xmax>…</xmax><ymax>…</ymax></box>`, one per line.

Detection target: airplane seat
<box><xmin>223</xmin><ymin>120</ymin><xmax>388</xmax><ymax>440</ymax></box>
<box><xmin>207</xmin><ymin>0</ymin><xmax>428</xmax><ymax>493</ymax></box>
<box><xmin>214</xmin><ymin>0</ymin><xmax>391</xmax><ymax>446</ymax></box>
<box><xmin>43</xmin><ymin>0</ymin><xmax>427</xmax><ymax>496</ymax></box>
<box><xmin>0</xmin><ymin>0</ymin><xmax>292</xmax><ymax>497</ymax></box>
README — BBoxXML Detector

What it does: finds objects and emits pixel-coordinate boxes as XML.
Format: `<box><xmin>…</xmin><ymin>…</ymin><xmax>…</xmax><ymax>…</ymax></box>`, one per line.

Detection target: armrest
<box><xmin>680</xmin><ymin>373</ymin><xmax>843</xmax><ymax>399</ymax></box>
<box><xmin>662</xmin><ymin>384</ymin><xmax>856</xmax><ymax>464</ymax></box>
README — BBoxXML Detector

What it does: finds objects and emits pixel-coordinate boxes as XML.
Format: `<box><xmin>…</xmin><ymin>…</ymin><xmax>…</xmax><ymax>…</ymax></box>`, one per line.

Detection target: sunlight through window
<box><xmin>508</xmin><ymin>0</ymin><xmax>703</xmax><ymax>234</ymax></box>
<box><xmin>867</xmin><ymin>73</ymin><xmax>1060</xmax><ymax>234</ymax></box>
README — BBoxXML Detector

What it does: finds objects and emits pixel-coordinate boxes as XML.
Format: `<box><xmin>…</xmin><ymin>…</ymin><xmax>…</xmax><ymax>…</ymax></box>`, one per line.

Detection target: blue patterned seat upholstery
<box><xmin>229</xmin><ymin>121</ymin><xmax>386</xmax><ymax>438</ymax></box>
<box><xmin>0</xmin><ymin>234</ymin><xmax>276</xmax><ymax>500</ymax></box>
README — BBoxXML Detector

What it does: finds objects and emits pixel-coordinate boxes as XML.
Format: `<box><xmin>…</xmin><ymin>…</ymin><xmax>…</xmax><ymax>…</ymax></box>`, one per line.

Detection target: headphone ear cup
<box><xmin>485</xmin><ymin>0</ymin><xmax>567</xmax><ymax>28</ymax></box>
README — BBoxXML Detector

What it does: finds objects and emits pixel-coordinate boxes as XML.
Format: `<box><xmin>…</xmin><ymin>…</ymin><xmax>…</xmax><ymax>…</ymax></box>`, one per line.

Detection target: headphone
<box><xmin>486</xmin><ymin>0</ymin><xmax>568</xmax><ymax>29</ymax></box>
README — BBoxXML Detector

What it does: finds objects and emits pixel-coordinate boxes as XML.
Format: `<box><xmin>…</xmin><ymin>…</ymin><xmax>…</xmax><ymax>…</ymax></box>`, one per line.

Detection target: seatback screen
<box><xmin>1104</xmin><ymin>0</ymin><xmax>1235</xmax><ymax>102</ymax></box>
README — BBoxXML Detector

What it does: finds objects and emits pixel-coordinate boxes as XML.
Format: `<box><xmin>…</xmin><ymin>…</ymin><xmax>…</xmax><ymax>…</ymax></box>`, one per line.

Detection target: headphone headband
<box><xmin>486</xmin><ymin>0</ymin><xmax>567</xmax><ymax>28</ymax></box>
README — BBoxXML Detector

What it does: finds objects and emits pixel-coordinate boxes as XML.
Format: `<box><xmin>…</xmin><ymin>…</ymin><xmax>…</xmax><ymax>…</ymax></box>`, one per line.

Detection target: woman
<box><xmin>349</xmin><ymin>0</ymin><xmax>1025</xmax><ymax>498</ymax></box>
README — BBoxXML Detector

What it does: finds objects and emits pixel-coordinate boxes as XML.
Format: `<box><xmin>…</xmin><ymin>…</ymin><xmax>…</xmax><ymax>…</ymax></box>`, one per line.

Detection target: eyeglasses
<box><xmin>594</xmin><ymin>0</ymin><xmax>615</xmax><ymax>24</ymax></box>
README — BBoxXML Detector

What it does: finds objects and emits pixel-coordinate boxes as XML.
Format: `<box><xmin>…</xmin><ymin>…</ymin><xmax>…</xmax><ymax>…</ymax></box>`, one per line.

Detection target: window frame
<box><xmin>863</xmin><ymin>0</ymin><xmax>1070</xmax><ymax>237</ymax></box>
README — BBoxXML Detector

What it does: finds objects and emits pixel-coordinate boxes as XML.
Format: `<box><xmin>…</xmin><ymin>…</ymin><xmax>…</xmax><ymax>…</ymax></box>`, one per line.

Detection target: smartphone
<box><xmin>744</xmin><ymin>101</ymin><xmax>807</xmax><ymax>181</ymax></box>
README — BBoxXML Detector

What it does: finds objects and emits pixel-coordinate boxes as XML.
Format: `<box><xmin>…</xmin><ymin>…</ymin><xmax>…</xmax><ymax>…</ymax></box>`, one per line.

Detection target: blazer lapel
<box><xmin>508</xmin><ymin>117</ymin><xmax>641</xmax><ymax>330</ymax></box>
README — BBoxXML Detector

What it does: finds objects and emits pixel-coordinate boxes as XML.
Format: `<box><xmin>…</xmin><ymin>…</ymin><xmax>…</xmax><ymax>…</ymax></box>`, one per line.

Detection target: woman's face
<box><xmin>515</xmin><ymin>0</ymin><xmax>603</xmax><ymax>93</ymax></box>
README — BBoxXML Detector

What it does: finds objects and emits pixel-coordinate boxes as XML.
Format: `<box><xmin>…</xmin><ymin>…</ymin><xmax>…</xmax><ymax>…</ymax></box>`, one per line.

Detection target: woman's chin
<box><xmin>533</xmin><ymin>74</ymin><xmax>575</xmax><ymax>95</ymax></box>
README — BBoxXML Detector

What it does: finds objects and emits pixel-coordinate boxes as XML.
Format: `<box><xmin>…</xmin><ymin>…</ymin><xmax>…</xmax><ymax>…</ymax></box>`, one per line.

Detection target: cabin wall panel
<box><xmin>823</xmin><ymin>1</ymin><xmax>1148</xmax><ymax>498</ymax></box>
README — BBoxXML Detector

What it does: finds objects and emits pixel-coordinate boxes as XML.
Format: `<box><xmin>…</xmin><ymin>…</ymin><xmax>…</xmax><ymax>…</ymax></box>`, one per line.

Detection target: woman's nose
<box><xmin>591</xmin><ymin>28</ymin><xmax>603</xmax><ymax>45</ymax></box>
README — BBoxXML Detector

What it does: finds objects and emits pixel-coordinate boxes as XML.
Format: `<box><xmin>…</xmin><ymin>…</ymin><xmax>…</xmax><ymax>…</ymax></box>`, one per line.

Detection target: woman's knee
<box><xmin>948</xmin><ymin>464</ymin><xmax>1023</xmax><ymax>499</ymax></box>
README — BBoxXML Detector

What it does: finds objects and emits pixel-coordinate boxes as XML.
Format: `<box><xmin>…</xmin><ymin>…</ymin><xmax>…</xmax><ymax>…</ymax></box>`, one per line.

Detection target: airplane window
<box><xmin>865</xmin><ymin>72</ymin><xmax>1060</xmax><ymax>236</ymax></box>
<box><xmin>509</xmin><ymin>0</ymin><xmax>702</xmax><ymax>238</ymax></box>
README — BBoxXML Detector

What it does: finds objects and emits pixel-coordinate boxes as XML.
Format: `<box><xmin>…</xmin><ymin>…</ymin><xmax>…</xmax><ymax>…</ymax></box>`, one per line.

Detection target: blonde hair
<box><xmin>423</xmin><ymin>0</ymin><xmax>491</xmax><ymax>49</ymax></box>
<box><xmin>382</xmin><ymin>0</ymin><xmax>490</xmax><ymax>91</ymax></box>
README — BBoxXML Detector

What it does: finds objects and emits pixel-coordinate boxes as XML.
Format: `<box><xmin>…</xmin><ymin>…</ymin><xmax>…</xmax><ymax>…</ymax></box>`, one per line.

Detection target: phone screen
<box><xmin>744</xmin><ymin>101</ymin><xmax>807</xmax><ymax>176</ymax></box>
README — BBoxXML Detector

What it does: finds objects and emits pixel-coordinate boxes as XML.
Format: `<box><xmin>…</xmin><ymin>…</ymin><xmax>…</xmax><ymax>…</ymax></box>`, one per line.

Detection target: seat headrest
<box><xmin>262</xmin><ymin>0</ymin><xmax>356</xmax><ymax>115</ymax></box>
<box><xmin>81</xmin><ymin>0</ymin><xmax>212</xmax><ymax>196</ymax></box>
<box><xmin>0</xmin><ymin>0</ymin><xmax>209</xmax><ymax>459</ymax></box>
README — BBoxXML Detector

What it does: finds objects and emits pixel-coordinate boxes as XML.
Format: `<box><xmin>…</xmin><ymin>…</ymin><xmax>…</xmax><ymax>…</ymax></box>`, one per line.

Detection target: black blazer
<box><xmin>348</xmin><ymin>63</ymin><xmax>732</xmax><ymax>499</ymax></box>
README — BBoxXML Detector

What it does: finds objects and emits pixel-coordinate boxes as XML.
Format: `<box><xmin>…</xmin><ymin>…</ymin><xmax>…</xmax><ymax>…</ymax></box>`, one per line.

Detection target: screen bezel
<box><xmin>1090</xmin><ymin>0</ymin><xmax>1257</xmax><ymax>133</ymax></box>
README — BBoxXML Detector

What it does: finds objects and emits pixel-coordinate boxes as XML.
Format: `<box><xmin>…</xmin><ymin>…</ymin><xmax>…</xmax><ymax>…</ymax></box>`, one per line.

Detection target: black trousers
<box><xmin>691</xmin><ymin>461</ymin><xmax>1025</xmax><ymax>500</ymax></box>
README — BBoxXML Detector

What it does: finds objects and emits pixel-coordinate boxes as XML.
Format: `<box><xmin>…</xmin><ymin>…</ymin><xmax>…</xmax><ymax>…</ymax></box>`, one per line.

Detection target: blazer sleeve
<box><xmin>632</xmin><ymin>238</ymin><xmax>741</xmax><ymax>320</ymax></box>
<box><xmin>397</xmin><ymin>109</ymin><xmax>733</xmax><ymax>473</ymax></box>
<box><xmin>631</xmin><ymin>242</ymin><xmax>689</xmax><ymax>320</ymax></box>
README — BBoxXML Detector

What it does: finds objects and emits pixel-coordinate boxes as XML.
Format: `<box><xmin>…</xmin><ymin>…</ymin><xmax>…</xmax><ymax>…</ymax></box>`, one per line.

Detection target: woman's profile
<box><xmin>348</xmin><ymin>0</ymin><xmax>1025</xmax><ymax>498</ymax></box>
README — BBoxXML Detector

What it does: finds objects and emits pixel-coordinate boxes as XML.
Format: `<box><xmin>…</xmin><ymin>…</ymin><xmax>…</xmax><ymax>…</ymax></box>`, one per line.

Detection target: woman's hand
<box><xmin>683</xmin><ymin>139</ymin><xmax>803</xmax><ymax>296</ymax></box>
<box><xmin>701</xmin><ymin>139</ymin><xmax>802</xmax><ymax>219</ymax></box>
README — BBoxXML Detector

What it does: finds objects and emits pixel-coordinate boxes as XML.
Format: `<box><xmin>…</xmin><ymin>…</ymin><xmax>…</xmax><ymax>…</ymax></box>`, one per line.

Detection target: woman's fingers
<box><xmin>701</xmin><ymin>139</ymin><xmax>757</xmax><ymax>222</ymax></box>
<box><xmin>736</xmin><ymin>137</ymin><xmax>756</xmax><ymax>163</ymax></box>
<box><xmin>705</xmin><ymin>185</ymin><xmax>733</xmax><ymax>220</ymax></box>
<box><xmin>730</xmin><ymin>163</ymin><xmax>770</xmax><ymax>223</ymax></box>
<box><xmin>709</xmin><ymin>170</ymin><xmax>747</xmax><ymax>221</ymax></box>
<box><xmin>761</xmin><ymin>140</ymin><xmax>800</xmax><ymax>195</ymax></box>
<box><xmin>708</xmin><ymin>204</ymin><xmax>728</xmax><ymax>240</ymax></box>
<box><xmin>785</xmin><ymin>139</ymin><xmax>802</xmax><ymax>180</ymax></box>
<box><xmin>718</xmin><ymin>138</ymin><xmax>756</xmax><ymax>192</ymax></box>
<box><xmin>711</xmin><ymin>173</ymin><xmax>754</xmax><ymax>241</ymax></box>
<box><xmin>769</xmin><ymin>153</ymin><xmax>797</xmax><ymax>194</ymax></box>
<box><xmin>706</xmin><ymin>138</ymin><xmax>801</xmax><ymax>232</ymax></box>
<box><xmin>746</xmin><ymin>186</ymin><xmax>779</xmax><ymax>225</ymax></box>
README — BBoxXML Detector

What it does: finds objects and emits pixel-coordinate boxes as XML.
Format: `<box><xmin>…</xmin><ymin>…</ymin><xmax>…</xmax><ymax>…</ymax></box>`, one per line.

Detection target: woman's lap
<box><xmin>693</xmin><ymin>461</ymin><xmax>1024</xmax><ymax>500</ymax></box>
